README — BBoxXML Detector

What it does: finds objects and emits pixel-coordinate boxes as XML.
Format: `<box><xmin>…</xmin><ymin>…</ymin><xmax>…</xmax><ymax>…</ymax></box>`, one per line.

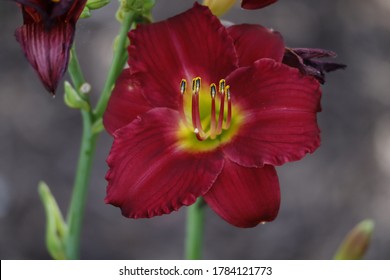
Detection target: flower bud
<box><xmin>64</xmin><ymin>81</ymin><xmax>90</xmax><ymax>111</ymax></box>
<box><xmin>87</xmin><ymin>0</ymin><xmax>111</xmax><ymax>10</ymax></box>
<box><xmin>38</xmin><ymin>181</ymin><xmax>68</xmax><ymax>260</ymax></box>
<box><xmin>203</xmin><ymin>0</ymin><xmax>236</xmax><ymax>16</ymax></box>
<box><xmin>334</xmin><ymin>219</ymin><xmax>375</xmax><ymax>260</ymax></box>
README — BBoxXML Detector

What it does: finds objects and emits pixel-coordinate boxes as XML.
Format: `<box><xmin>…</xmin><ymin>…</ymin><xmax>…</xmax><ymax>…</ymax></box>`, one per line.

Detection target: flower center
<box><xmin>176</xmin><ymin>77</ymin><xmax>243</xmax><ymax>152</ymax></box>
<box><xmin>179</xmin><ymin>77</ymin><xmax>232</xmax><ymax>141</ymax></box>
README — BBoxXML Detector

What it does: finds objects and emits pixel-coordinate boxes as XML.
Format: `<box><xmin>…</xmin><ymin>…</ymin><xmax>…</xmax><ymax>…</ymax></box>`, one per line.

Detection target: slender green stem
<box><xmin>65</xmin><ymin>110</ymin><xmax>97</xmax><ymax>259</ymax></box>
<box><xmin>185</xmin><ymin>198</ymin><xmax>205</xmax><ymax>260</ymax></box>
<box><xmin>94</xmin><ymin>11</ymin><xmax>136</xmax><ymax>119</ymax></box>
<box><xmin>68</xmin><ymin>48</ymin><xmax>87</xmax><ymax>90</ymax></box>
<box><xmin>65</xmin><ymin>47</ymin><xmax>98</xmax><ymax>260</ymax></box>
<box><xmin>63</xmin><ymin>11</ymin><xmax>137</xmax><ymax>259</ymax></box>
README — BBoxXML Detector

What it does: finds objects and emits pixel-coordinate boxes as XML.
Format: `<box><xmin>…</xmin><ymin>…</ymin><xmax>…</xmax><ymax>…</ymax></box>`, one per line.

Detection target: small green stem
<box><xmin>65</xmin><ymin>47</ymin><xmax>98</xmax><ymax>260</ymax></box>
<box><xmin>94</xmin><ymin>11</ymin><xmax>136</xmax><ymax>119</ymax></box>
<box><xmin>65</xmin><ymin>110</ymin><xmax>97</xmax><ymax>259</ymax></box>
<box><xmin>63</xmin><ymin>11</ymin><xmax>137</xmax><ymax>259</ymax></box>
<box><xmin>185</xmin><ymin>198</ymin><xmax>205</xmax><ymax>260</ymax></box>
<box><xmin>68</xmin><ymin>48</ymin><xmax>87</xmax><ymax>89</ymax></box>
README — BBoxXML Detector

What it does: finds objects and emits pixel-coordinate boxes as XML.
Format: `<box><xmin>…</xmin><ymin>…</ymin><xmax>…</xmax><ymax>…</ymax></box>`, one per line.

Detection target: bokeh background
<box><xmin>1</xmin><ymin>0</ymin><xmax>389</xmax><ymax>259</ymax></box>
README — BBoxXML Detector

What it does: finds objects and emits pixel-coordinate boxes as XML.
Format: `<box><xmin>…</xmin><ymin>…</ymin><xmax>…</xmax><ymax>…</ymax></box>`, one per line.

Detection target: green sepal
<box><xmin>38</xmin><ymin>181</ymin><xmax>68</xmax><ymax>260</ymax></box>
<box><xmin>64</xmin><ymin>81</ymin><xmax>90</xmax><ymax>111</ymax></box>
<box><xmin>80</xmin><ymin>6</ymin><xmax>91</xmax><ymax>18</ymax></box>
<box><xmin>334</xmin><ymin>219</ymin><xmax>375</xmax><ymax>260</ymax></box>
<box><xmin>91</xmin><ymin>118</ymin><xmax>104</xmax><ymax>134</ymax></box>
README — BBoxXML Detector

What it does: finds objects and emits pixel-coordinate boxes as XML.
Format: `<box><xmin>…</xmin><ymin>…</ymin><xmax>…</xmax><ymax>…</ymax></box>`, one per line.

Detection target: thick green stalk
<box><xmin>94</xmin><ymin>11</ymin><xmax>136</xmax><ymax>119</ymax></box>
<box><xmin>185</xmin><ymin>198</ymin><xmax>205</xmax><ymax>260</ymax></box>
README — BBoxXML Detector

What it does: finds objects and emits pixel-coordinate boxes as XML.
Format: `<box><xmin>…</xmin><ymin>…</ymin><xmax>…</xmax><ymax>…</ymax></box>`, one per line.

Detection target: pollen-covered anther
<box><xmin>179</xmin><ymin>77</ymin><xmax>232</xmax><ymax>141</ymax></box>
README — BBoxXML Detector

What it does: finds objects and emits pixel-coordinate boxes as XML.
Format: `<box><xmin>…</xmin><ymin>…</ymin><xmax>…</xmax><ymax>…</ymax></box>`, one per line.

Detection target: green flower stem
<box><xmin>65</xmin><ymin>47</ymin><xmax>98</xmax><ymax>260</ymax></box>
<box><xmin>63</xmin><ymin>11</ymin><xmax>137</xmax><ymax>259</ymax></box>
<box><xmin>94</xmin><ymin>11</ymin><xmax>136</xmax><ymax>119</ymax></box>
<box><xmin>185</xmin><ymin>198</ymin><xmax>205</xmax><ymax>260</ymax></box>
<box><xmin>65</xmin><ymin>110</ymin><xmax>97</xmax><ymax>259</ymax></box>
<box><xmin>68</xmin><ymin>48</ymin><xmax>87</xmax><ymax>93</ymax></box>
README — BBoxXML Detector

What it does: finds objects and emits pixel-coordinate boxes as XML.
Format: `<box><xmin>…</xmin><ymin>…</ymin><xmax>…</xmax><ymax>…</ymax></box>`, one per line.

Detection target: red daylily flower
<box><xmin>103</xmin><ymin>3</ymin><xmax>321</xmax><ymax>228</ymax></box>
<box><xmin>241</xmin><ymin>0</ymin><xmax>277</xmax><ymax>9</ymax></box>
<box><xmin>14</xmin><ymin>0</ymin><xmax>87</xmax><ymax>94</ymax></box>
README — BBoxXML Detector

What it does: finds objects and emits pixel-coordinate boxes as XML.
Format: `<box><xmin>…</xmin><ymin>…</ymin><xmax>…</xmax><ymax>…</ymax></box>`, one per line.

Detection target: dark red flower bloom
<box><xmin>103</xmin><ymin>3</ymin><xmax>321</xmax><ymax>228</ymax></box>
<box><xmin>241</xmin><ymin>0</ymin><xmax>277</xmax><ymax>9</ymax></box>
<box><xmin>283</xmin><ymin>48</ymin><xmax>346</xmax><ymax>84</ymax></box>
<box><xmin>14</xmin><ymin>0</ymin><xmax>87</xmax><ymax>94</ymax></box>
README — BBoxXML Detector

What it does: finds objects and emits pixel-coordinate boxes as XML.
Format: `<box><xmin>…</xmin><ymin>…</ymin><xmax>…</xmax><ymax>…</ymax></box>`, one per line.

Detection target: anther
<box><xmin>219</xmin><ymin>79</ymin><xmax>226</xmax><ymax>94</ymax></box>
<box><xmin>210</xmin><ymin>84</ymin><xmax>217</xmax><ymax>98</ymax></box>
<box><xmin>180</xmin><ymin>79</ymin><xmax>186</xmax><ymax>95</ymax></box>
<box><xmin>179</xmin><ymin>79</ymin><xmax>189</xmax><ymax>126</ymax></box>
<box><xmin>192</xmin><ymin>77</ymin><xmax>201</xmax><ymax>94</ymax></box>
<box><xmin>192</xmin><ymin>79</ymin><xmax>196</xmax><ymax>93</ymax></box>
<box><xmin>195</xmin><ymin>77</ymin><xmax>201</xmax><ymax>93</ymax></box>
<box><xmin>226</xmin><ymin>86</ymin><xmax>231</xmax><ymax>100</ymax></box>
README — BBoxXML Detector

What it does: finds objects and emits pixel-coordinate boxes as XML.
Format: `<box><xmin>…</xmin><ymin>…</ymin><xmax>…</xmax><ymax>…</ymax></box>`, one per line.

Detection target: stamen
<box><xmin>223</xmin><ymin>85</ymin><xmax>232</xmax><ymax>129</ymax></box>
<box><xmin>216</xmin><ymin>79</ymin><xmax>226</xmax><ymax>134</ymax></box>
<box><xmin>191</xmin><ymin>78</ymin><xmax>207</xmax><ymax>140</ymax></box>
<box><xmin>210</xmin><ymin>84</ymin><xmax>217</xmax><ymax>139</ymax></box>
<box><xmin>179</xmin><ymin>77</ymin><xmax>232</xmax><ymax>142</ymax></box>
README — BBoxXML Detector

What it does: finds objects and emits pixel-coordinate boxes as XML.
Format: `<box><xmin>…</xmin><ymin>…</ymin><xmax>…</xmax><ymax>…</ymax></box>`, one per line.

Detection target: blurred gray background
<box><xmin>1</xmin><ymin>0</ymin><xmax>389</xmax><ymax>259</ymax></box>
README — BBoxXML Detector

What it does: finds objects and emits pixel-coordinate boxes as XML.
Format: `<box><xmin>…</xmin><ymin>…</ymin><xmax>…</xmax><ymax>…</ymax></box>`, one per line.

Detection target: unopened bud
<box><xmin>125</xmin><ymin>0</ymin><xmax>155</xmax><ymax>12</ymax></box>
<box><xmin>87</xmin><ymin>0</ymin><xmax>110</xmax><ymax>10</ymax></box>
<box><xmin>38</xmin><ymin>181</ymin><xmax>68</xmax><ymax>260</ymax></box>
<box><xmin>334</xmin><ymin>219</ymin><xmax>375</xmax><ymax>260</ymax></box>
<box><xmin>203</xmin><ymin>0</ymin><xmax>236</xmax><ymax>16</ymax></box>
<box><xmin>64</xmin><ymin>81</ymin><xmax>90</xmax><ymax>111</ymax></box>
<box><xmin>117</xmin><ymin>0</ymin><xmax>155</xmax><ymax>22</ymax></box>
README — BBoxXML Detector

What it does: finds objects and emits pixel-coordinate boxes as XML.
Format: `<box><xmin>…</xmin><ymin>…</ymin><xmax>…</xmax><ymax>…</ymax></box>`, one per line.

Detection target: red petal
<box><xmin>224</xmin><ymin>59</ymin><xmax>321</xmax><ymax>167</ymax></box>
<box><xmin>105</xmin><ymin>108</ymin><xmax>224</xmax><ymax>218</ymax></box>
<box><xmin>204</xmin><ymin>159</ymin><xmax>280</xmax><ymax>228</ymax></box>
<box><xmin>128</xmin><ymin>3</ymin><xmax>238</xmax><ymax>109</ymax></box>
<box><xmin>228</xmin><ymin>24</ymin><xmax>285</xmax><ymax>66</ymax></box>
<box><xmin>15</xmin><ymin>22</ymin><xmax>74</xmax><ymax>94</ymax></box>
<box><xmin>241</xmin><ymin>0</ymin><xmax>277</xmax><ymax>9</ymax></box>
<box><xmin>103</xmin><ymin>69</ymin><xmax>152</xmax><ymax>135</ymax></box>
